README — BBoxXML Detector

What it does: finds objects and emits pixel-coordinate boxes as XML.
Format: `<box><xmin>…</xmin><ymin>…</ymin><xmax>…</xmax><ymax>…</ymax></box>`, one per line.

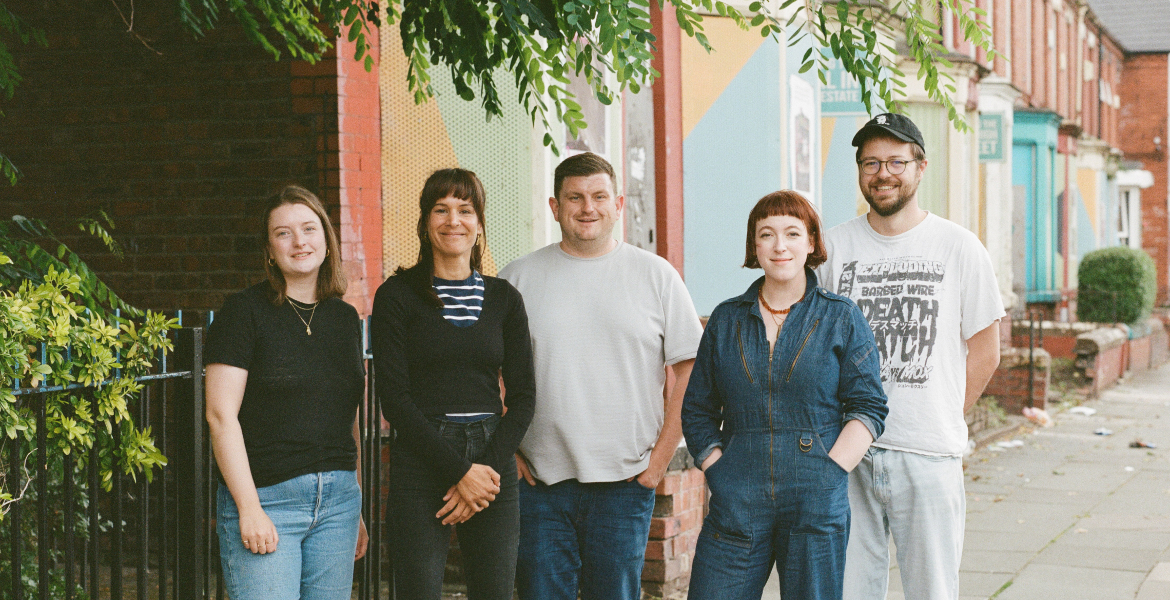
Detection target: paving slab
<box><xmin>1031</xmin><ymin>540</ymin><xmax>1163</xmax><ymax>572</ymax></box>
<box><xmin>993</xmin><ymin>564</ymin><xmax>1147</xmax><ymax>600</ymax></box>
<box><xmin>959</xmin><ymin>550</ymin><xmax>1034</xmax><ymax>574</ymax></box>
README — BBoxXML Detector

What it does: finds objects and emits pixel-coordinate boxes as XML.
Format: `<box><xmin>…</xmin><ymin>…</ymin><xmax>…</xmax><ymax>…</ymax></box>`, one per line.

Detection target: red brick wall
<box><xmin>0</xmin><ymin>2</ymin><xmax>380</xmax><ymax>314</ymax></box>
<box><xmin>328</xmin><ymin>37</ymin><xmax>382</xmax><ymax>314</ymax></box>
<box><xmin>644</xmin><ymin>466</ymin><xmax>706</xmax><ymax>597</ymax></box>
<box><xmin>1118</xmin><ymin>53</ymin><xmax>1170</xmax><ymax>306</ymax></box>
<box><xmin>984</xmin><ymin>360</ymin><xmax>1049</xmax><ymax>414</ymax></box>
<box><xmin>1129</xmin><ymin>335</ymin><xmax>1152</xmax><ymax>372</ymax></box>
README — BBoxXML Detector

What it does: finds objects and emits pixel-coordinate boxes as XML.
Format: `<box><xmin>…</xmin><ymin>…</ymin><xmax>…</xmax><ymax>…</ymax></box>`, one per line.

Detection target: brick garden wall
<box><xmin>0</xmin><ymin>1</ymin><xmax>381</xmax><ymax>314</ymax></box>
<box><xmin>645</xmin><ymin>457</ymin><xmax>706</xmax><ymax>597</ymax></box>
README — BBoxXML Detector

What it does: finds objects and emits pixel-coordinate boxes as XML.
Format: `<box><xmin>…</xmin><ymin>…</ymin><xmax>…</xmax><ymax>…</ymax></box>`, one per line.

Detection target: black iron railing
<box><xmin>5</xmin><ymin>315</ymin><xmax>395</xmax><ymax>600</ymax></box>
<box><xmin>4</xmin><ymin>327</ymin><xmax>202</xmax><ymax>600</ymax></box>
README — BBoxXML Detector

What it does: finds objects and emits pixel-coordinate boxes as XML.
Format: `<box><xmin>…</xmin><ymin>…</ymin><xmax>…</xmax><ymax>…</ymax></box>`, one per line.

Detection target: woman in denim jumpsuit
<box><xmin>682</xmin><ymin>191</ymin><xmax>888</xmax><ymax>600</ymax></box>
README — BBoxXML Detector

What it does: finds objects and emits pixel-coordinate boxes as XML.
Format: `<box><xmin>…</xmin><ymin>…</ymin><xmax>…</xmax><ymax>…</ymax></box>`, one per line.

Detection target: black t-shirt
<box><xmin>371</xmin><ymin>269</ymin><xmax>536</xmax><ymax>488</ymax></box>
<box><xmin>205</xmin><ymin>283</ymin><xmax>364</xmax><ymax>488</ymax></box>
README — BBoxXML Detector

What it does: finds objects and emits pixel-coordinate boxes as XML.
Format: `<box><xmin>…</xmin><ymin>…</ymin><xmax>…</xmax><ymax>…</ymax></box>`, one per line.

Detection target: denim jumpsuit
<box><xmin>681</xmin><ymin>271</ymin><xmax>887</xmax><ymax>600</ymax></box>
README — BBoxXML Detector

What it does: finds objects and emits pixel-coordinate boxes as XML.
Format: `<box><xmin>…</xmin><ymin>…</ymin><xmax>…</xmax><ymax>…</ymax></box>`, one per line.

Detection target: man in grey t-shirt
<box><xmin>500</xmin><ymin>152</ymin><xmax>703</xmax><ymax>600</ymax></box>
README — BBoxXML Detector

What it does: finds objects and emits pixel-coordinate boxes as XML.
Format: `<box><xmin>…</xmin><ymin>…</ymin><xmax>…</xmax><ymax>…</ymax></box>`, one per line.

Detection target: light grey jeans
<box><xmin>842</xmin><ymin>447</ymin><xmax>965</xmax><ymax>600</ymax></box>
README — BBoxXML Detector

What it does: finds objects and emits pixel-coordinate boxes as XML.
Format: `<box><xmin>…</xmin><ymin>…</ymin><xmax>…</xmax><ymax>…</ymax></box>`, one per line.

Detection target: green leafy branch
<box><xmin>0</xmin><ymin>214</ymin><xmax>137</xmax><ymax>318</ymax></box>
<box><xmin>785</xmin><ymin>0</ymin><xmax>999</xmax><ymax>131</ymax></box>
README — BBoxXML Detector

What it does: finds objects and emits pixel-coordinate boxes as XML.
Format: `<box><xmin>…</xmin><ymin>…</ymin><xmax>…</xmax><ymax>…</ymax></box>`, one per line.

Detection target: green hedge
<box><xmin>1076</xmin><ymin>247</ymin><xmax>1156</xmax><ymax>324</ymax></box>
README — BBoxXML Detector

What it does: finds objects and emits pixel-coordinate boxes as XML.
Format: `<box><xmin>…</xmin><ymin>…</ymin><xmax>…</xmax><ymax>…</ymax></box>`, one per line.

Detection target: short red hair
<box><xmin>743</xmin><ymin>191</ymin><xmax>827</xmax><ymax>269</ymax></box>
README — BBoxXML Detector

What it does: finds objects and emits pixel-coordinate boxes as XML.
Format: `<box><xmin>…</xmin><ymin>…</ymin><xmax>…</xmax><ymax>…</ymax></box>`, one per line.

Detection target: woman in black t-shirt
<box><xmin>371</xmin><ymin>168</ymin><xmax>536</xmax><ymax>600</ymax></box>
<box><xmin>205</xmin><ymin>185</ymin><xmax>368</xmax><ymax>600</ymax></box>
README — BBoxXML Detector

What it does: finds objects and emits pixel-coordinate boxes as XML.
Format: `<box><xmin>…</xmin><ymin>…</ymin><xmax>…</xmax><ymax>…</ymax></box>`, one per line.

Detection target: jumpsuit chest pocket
<box><xmin>791</xmin><ymin>430</ymin><xmax>848</xmax><ymax>490</ymax></box>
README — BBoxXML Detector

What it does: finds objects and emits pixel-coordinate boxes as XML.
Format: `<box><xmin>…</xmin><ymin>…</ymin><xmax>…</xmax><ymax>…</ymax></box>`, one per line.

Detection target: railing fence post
<box><xmin>172</xmin><ymin>328</ymin><xmax>205</xmax><ymax>600</ymax></box>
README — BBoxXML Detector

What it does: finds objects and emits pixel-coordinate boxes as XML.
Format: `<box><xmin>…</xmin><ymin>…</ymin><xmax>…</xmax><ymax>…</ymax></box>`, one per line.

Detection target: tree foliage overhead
<box><xmin>0</xmin><ymin>0</ymin><xmax>996</xmax><ymax>180</ymax></box>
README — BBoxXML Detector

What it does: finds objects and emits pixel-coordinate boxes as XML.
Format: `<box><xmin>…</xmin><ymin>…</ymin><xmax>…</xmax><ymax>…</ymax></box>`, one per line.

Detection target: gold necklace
<box><xmin>288</xmin><ymin>298</ymin><xmax>320</xmax><ymax>335</ymax></box>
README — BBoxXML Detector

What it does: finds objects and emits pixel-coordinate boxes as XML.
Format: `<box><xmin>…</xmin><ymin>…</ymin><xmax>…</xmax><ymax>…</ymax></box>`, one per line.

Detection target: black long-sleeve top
<box><xmin>371</xmin><ymin>269</ymin><xmax>536</xmax><ymax>488</ymax></box>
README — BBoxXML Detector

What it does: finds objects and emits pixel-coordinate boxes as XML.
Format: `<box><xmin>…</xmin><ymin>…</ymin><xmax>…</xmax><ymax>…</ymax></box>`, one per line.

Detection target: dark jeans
<box><xmin>515</xmin><ymin>478</ymin><xmax>656</xmax><ymax>600</ymax></box>
<box><xmin>388</xmin><ymin>415</ymin><xmax>518</xmax><ymax>600</ymax></box>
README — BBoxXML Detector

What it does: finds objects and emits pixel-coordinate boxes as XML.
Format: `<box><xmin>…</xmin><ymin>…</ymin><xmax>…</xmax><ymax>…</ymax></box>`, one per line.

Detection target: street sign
<box><xmin>820</xmin><ymin>57</ymin><xmax>869</xmax><ymax>115</ymax></box>
<box><xmin>979</xmin><ymin>113</ymin><xmax>1005</xmax><ymax>162</ymax></box>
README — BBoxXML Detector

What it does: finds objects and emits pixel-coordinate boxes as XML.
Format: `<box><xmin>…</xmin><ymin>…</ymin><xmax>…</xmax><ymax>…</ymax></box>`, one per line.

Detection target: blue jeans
<box><xmin>516</xmin><ymin>478</ymin><xmax>656</xmax><ymax>600</ymax></box>
<box><xmin>217</xmin><ymin>470</ymin><xmax>362</xmax><ymax>600</ymax></box>
<box><xmin>388</xmin><ymin>415</ymin><xmax>519</xmax><ymax>600</ymax></box>
<box><xmin>843</xmin><ymin>447</ymin><xmax>965</xmax><ymax>600</ymax></box>
<box><xmin>687</xmin><ymin>429</ymin><xmax>851</xmax><ymax>600</ymax></box>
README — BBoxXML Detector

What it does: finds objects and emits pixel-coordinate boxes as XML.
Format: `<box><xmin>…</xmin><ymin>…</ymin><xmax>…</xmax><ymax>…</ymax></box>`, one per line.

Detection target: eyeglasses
<box><xmin>857</xmin><ymin>158</ymin><xmax>919</xmax><ymax>175</ymax></box>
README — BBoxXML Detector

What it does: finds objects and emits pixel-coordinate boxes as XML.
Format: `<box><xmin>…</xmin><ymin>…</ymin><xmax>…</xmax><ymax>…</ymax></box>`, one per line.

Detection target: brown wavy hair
<box><xmin>261</xmin><ymin>185</ymin><xmax>347</xmax><ymax>305</ymax></box>
<box><xmin>743</xmin><ymin>191</ymin><xmax>827</xmax><ymax>270</ymax></box>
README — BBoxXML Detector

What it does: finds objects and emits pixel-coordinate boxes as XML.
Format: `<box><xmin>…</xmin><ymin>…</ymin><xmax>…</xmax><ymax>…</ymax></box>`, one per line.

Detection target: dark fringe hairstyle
<box><xmin>262</xmin><ymin>185</ymin><xmax>347</xmax><ymax>305</ymax></box>
<box><xmin>396</xmin><ymin>168</ymin><xmax>488</xmax><ymax>307</ymax></box>
<box><xmin>743</xmin><ymin>190</ymin><xmax>828</xmax><ymax>270</ymax></box>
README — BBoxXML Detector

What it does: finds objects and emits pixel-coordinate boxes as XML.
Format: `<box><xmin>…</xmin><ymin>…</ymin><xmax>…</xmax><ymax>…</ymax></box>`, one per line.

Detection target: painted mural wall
<box><xmin>680</xmin><ymin>17</ymin><xmax>822</xmax><ymax>316</ymax></box>
<box><xmin>378</xmin><ymin>28</ymin><xmax>536</xmax><ymax>279</ymax></box>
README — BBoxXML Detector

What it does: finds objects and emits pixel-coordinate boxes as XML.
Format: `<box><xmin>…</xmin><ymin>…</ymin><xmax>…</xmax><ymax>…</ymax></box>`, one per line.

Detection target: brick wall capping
<box><xmin>1126</xmin><ymin>317</ymin><xmax>1166</xmax><ymax>340</ymax></box>
<box><xmin>1010</xmin><ymin>320</ymin><xmax>1098</xmax><ymax>338</ymax></box>
<box><xmin>999</xmin><ymin>346</ymin><xmax>1052</xmax><ymax>369</ymax></box>
<box><xmin>666</xmin><ymin>444</ymin><xmax>696</xmax><ymax>472</ymax></box>
<box><xmin>1075</xmin><ymin>327</ymin><xmax>1129</xmax><ymax>354</ymax></box>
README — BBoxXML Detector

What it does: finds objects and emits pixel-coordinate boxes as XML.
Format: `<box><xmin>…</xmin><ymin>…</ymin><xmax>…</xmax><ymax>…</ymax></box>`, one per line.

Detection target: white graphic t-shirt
<box><xmin>817</xmin><ymin>213</ymin><xmax>1005</xmax><ymax>456</ymax></box>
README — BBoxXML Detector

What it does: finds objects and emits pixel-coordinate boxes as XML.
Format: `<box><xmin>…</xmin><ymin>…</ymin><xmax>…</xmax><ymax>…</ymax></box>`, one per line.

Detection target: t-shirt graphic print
<box><xmin>835</xmin><ymin>258</ymin><xmax>944</xmax><ymax>388</ymax></box>
<box><xmin>818</xmin><ymin>213</ymin><xmax>1004</xmax><ymax>456</ymax></box>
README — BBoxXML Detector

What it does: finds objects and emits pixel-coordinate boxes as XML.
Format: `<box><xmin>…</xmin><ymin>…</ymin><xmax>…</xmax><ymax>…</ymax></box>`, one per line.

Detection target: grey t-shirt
<box><xmin>499</xmin><ymin>242</ymin><xmax>703</xmax><ymax>484</ymax></box>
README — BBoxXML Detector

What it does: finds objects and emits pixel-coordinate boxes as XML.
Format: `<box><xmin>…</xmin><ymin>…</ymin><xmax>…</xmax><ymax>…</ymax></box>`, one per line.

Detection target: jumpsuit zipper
<box><xmin>785</xmin><ymin>320</ymin><xmax>820</xmax><ymax>382</ymax></box>
<box><xmin>767</xmin><ymin>321</ymin><xmax>775</xmax><ymax>500</ymax></box>
<box><xmin>737</xmin><ymin>323</ymin><xmax>754</xmax><ymax>384</ymax></box>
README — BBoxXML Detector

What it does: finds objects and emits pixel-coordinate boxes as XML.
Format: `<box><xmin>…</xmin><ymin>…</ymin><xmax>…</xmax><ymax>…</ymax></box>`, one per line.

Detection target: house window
<box><xmin>1117</xmin><ymin>188</ymin><xmax>1141</xmax><ymax>249</ymax></box>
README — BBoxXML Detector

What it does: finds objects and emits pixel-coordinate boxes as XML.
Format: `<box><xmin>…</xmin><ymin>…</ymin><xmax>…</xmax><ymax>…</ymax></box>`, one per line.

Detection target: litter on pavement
<box><xmin>1094</xmin><ymin>427</ymin><xmax>1113</xmax><ymax>436</ymax></box>
<box><xmin>1129</xmin><ymin>439</ymin><xmax>1158</xmax><ymax>449</ymax></box>
<box><xmin>1069</xmin><ymin>406</ymin><xmax>1097</xmax><ymax>416</ymax></box>
<box><xmin>1022</xmin><ymin>407</ymin><xmax>1053</xmax><ymax>427</ymax></box>
<box><xmin>995</xmin><ymin>439</ymin><xmax>1025</xmax><ymax>448</ymax></box>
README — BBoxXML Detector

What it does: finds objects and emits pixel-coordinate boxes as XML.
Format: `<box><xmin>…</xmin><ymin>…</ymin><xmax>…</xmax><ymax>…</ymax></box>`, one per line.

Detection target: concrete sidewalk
<box><xmin>763</xmin><ymin>362</ymin><xmax>1170</xmax><ymax>599</ymax></box>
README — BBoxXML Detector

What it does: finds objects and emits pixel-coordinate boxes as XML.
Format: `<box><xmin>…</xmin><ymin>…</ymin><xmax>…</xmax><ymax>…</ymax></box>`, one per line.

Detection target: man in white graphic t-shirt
<box><xmin>816</xmin><ymin>113</ymin><xmax>1004</xmax><ymax>600</ymax></box>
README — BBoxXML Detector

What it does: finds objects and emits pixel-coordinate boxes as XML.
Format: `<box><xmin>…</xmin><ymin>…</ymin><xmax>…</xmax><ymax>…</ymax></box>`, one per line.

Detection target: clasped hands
<box><xmin>436</xmin><ymin>463</ymin><xmax>500</xmax><ymax>525</ymax></box>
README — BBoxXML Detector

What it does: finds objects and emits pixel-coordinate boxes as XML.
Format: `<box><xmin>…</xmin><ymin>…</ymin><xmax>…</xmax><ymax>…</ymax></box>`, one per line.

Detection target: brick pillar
<box><xmin>335</xmin><ymin>37</ymin><xmax>383</xmax><ymax>315</ymax></box>
<box><xmin>643</xmin><ymin>449</ymin><xmax>706</xmax><ymax>597</ymax></box>
<box><xmin>290</xmin><ymin>37</ymin><xmax>382</xmax><ymax>316</ymax></box>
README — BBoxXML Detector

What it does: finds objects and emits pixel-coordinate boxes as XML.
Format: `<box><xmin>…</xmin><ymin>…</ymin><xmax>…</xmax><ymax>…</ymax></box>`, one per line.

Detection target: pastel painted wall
<box><xmin>820</xmin><ymin>116</ymin><xmax>869</xmax><ymax>230</ymax></box>
<box><xmin>680</xmin><ymin>17</ymin><xmax>781</xmax><ymax>316</ymax></box>
<box><xmin>379</xmin><ymin>27</ymin><xmax>533</xmax><ymax>278</ymax></box>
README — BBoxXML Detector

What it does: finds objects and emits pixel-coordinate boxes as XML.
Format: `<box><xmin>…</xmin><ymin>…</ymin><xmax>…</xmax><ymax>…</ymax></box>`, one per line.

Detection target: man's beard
<box><xmin>863</xmin><ymin>179</ymin><xmax>918</xmax><ymax>217</ymax></box>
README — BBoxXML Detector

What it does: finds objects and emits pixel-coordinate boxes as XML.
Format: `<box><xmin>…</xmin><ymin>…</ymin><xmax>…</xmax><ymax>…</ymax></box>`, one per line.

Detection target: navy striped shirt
<box><xmin>433</xmin><ymin>271</ymin><xmax>484</xmax><ymax>327</ymax></box>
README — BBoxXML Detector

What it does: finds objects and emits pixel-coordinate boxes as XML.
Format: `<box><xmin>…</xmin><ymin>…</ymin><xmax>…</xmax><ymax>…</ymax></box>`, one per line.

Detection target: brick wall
<box><xmin>984</xmin><ymin>347</ymin><xmax>1050</xmax><ymax>414</ymax></box>
<box><xmin>644</xmin><ymin>458</ymin><xmax>706</xmax><ymax>597</ymax></box>
<box><xmin>1118</xmin><ymin>53</ymin><xmax>1170</xmax><ymax>306</ymax></box>
<box><xmin>0</xmin><ymin>1</ymin><xmax>380</xmax><ymax>313</ymax></box>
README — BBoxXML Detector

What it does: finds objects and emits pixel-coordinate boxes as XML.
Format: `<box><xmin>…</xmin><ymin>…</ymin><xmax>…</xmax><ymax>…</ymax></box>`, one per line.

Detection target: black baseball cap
<box><xmin>851</xmin><ymin>113</ymin><xmax>925</xmax><ymax>150</ymax></box>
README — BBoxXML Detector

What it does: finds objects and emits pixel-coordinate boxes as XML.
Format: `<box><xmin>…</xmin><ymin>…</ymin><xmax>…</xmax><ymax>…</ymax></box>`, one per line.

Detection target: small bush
<box><xmin>1076</xmin><ymin>247</ymin><xmax>1156</xmax><ymax>324</ymax></box>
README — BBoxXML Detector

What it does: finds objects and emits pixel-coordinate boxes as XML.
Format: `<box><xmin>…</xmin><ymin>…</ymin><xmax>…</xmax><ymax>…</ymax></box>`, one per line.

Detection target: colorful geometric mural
<box><xmin>681</xmin><ymin>19</ymin><xmax>783</xmax><ymax>316</ymax></box>
<box><xmin>378</xmin><ymin>28</ymin><xmax>535</xmax><ymax>278</ymax></box>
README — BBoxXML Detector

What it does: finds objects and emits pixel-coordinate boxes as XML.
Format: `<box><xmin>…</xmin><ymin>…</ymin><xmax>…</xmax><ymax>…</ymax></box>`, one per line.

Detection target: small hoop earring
<box><xmin>267</xmin><ymin>256</ymin><xmax>275</xmax><ymax>266</ymax></box>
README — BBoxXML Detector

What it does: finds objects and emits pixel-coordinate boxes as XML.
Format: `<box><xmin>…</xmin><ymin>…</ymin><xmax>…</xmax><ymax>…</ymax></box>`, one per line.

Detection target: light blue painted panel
<box><xmin>822</xmin><ymin>115</ymin><xmax>865</xmax><ymax>230</ymax></box>
<box><xmin>684</xmin><ymin>41</ymin><xmax>783</xmax><ymax>317</ymax></box>
<box><xmin>1013</xmin><ymin>111</ymin><xmax>1061</xmax><ymax>302</ymax></box>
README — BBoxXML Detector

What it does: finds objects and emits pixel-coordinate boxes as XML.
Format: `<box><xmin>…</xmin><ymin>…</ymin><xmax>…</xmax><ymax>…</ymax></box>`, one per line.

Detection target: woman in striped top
<box><xmin>371</xmin><ymin>168</ymin><xmax>536</xmax><ymax>599</ymax></box>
